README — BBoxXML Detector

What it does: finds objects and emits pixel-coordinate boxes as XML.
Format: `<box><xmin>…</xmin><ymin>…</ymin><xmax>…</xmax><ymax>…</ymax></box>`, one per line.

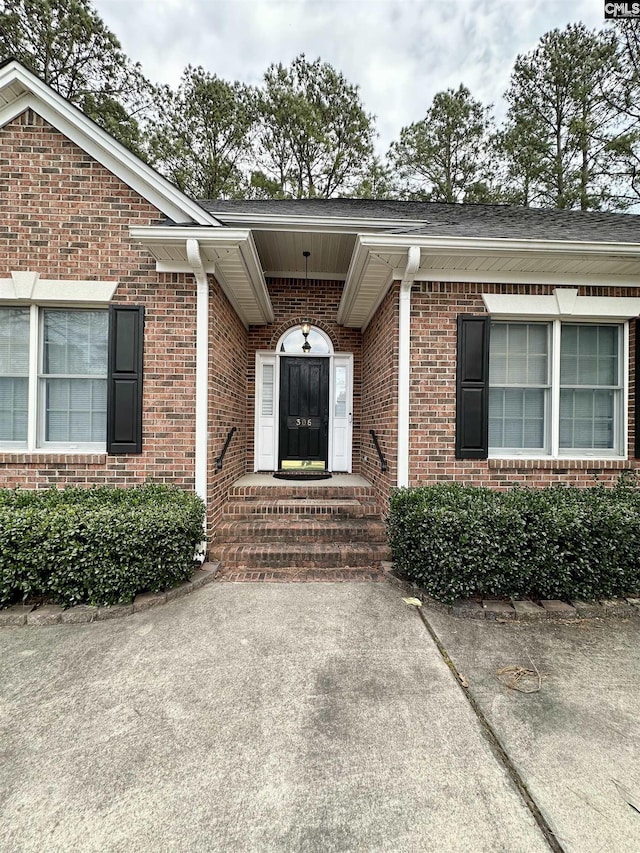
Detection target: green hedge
<box><xmin>387</xmin><ymin>479</ymin><xmax>640</xmax><ymax>603</ymax></box>
<box><xmin>0</xmin><ymin>485</ymin><xmax>205</xmax><ymax>608</ymax></box>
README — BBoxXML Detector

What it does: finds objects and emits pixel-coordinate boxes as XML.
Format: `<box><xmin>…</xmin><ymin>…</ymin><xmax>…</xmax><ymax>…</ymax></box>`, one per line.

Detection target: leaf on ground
<box><xmin>402</xmin><ymin>597</ymin><xmax>422</xmax><ymax>607</ymax></box>
<box><xmin>612</xmin><ymin>779</ymin><xmax>640</xmax><ymax>814</ymax></box>
<box><xmin>496</xmin><ymin>664</ymin><xmax>541</xmax><ymax>693</ymax></box>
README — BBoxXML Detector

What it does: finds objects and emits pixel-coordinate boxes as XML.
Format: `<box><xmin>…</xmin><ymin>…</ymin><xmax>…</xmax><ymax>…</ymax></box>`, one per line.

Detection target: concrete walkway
<box><xmin>426</xmin><ymin>608</ymin><xmax>640</xmax><ymax>853</ymax></box>
<box><xmin>1</xmin><ymin>583</ymin><xmax>549</xmax><ymax>852</ymax></box>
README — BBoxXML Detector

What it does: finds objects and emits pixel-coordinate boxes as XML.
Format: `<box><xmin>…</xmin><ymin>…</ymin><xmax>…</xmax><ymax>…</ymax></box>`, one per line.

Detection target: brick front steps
<box><xmin>222</xmin><ymin>498</ymin><xmax>381</xmax><ymax>517</ymax></box>
<box><xmin>228</xmin><ymin>480</ymin><xmax>376</xmax><ymax>500</ymax></box>
<box><xmin>216</xmin><ymin>567</ymin><xmax>385</xmax><ymax>582</ymax></box>
<box><xmin>212</xmin><ymin>477</ymin><xmax>391</xmax><ymax>576</ymax></box>
<box><xmin>216</xmin><ymin>542</ymin><xmax>389</xmax><ymax>569</ymax></box>
<box><xmin>215</xmin><ymin>517</ymin><xmax>384</xmax><ymax>543</ymax></box>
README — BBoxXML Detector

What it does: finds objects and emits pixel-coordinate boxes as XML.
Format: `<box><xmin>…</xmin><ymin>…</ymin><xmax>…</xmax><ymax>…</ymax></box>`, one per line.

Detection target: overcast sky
<box><xmin>92</xmin><ymin>0</ymin><xmax>609</xmax><ymax>153</ymax></box>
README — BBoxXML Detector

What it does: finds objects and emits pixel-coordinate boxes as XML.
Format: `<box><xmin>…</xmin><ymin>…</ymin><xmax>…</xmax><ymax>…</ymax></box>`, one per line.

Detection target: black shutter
<box><xmin>635</xmin><ymin>319</ymin><xmax>640</xmax><ymax>458</ymax></box>
<box><xmin>455</xmin><ymin>315</ymin><xmax>490</xmax><ymax>459</ymax></box>
<box><xmin>107</xmin><ymin>305</ymin><xmax>144</xmax><ymax>454</ymax></box>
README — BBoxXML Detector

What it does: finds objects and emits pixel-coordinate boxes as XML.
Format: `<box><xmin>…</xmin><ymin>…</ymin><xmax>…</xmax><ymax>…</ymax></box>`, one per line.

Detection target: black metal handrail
<box><xmin>216</xmin><ymin>427</ymin><xmax>237</xmax><ymax>471</ymax></box>
<box><xmin>369</xmin><ymin>429</ymin><xmax>388</xmax><ymax>473</ymax></box>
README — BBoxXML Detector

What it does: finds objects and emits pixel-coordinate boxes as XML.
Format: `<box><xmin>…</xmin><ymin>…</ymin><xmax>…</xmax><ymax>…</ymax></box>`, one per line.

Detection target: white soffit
<box><xmin>338</xmin><ymin>247</ymin><xmax>393</xmax><ymax>329</ymax></box>
<box><xmin>339</xmin><ymin>234</ymin><xmax>640</xmax><ymax>329</ymax></box>
<box><xmin>130</xmin><ymin>226</ymin><xmax>274</xmax><ymax>327</ymax></box>
<box><xmin>0</xmin><ymin>60</ymin><xmax>220</xmax><ymax>227</ymax></box>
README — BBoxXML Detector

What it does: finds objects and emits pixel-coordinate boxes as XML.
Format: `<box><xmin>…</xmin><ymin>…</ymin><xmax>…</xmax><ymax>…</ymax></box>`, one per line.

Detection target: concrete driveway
<box><xmin>0</xmin><ymin>582</ymin><xmax>637</xmax><ymax>852</ymax></box>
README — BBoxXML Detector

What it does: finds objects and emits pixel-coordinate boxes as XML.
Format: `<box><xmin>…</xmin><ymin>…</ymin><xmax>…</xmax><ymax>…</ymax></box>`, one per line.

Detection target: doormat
<box><xmin>273</xmin><ymin>471</ymin><xmax>333</xmax><ymax>481</ymax></box>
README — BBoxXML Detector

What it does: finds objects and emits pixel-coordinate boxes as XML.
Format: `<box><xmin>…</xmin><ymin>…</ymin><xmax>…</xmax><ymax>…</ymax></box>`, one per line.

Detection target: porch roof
<box><xmin>129</xmin><ymin>226</ymin><xmax>274</xmax><ymax>327</ymax></box>
<box><xmin>135</xmin><ymin>200</ymin><xmax>640</xmax><ymax>330</ymax></box>
<box><xmin>202</xmin><ymin>198</ymin><xmax>640</xmax><ymax>244</ymax></box>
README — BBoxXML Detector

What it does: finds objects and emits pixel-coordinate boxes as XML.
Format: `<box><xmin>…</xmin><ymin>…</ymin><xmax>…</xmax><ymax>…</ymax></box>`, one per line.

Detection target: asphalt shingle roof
<box><xmin>199</xmin><ymin>199</ymin><xmax>640</xmax><ymax>244</ymax></box>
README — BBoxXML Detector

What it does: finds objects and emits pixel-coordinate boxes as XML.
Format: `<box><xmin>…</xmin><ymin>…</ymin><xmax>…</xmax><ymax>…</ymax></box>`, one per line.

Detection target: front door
<box><xmin>278</xmin><ymin>357</ymin><xmax>329</xmax><ymax>470</ymax></box>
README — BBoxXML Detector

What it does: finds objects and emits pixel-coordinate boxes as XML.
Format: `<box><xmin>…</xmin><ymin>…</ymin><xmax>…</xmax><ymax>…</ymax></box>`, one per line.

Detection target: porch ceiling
<box><xmin>251</xmin><ymin>230</ymin><xmax>356</xmax><ymax>280</ymax></box>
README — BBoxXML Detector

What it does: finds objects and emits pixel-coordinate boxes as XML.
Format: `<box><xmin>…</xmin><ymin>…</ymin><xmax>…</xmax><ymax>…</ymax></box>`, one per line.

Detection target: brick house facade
<box><xmin>3</xmin><ymin>60</ymin><xmax>640</xmax><ymax>558</ymax></box>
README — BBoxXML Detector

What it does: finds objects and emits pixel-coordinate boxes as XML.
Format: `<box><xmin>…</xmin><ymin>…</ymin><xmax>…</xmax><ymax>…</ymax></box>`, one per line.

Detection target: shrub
<box><xmin>0</xmin><ymin>485</ymin><xmax>205</xmax><ymax>608</ymax></box>
<box><xmin>387</xmin><ymin>480</ymin><xmax>640</xmax><ymax>603</ymax></box>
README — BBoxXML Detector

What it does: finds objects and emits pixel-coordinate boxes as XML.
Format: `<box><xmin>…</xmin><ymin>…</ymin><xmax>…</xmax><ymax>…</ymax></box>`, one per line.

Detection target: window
<box><xmin>279</xmin><ymin>326</ymin><xmax>331</xmax><ymax>354</ymax></box>
<box><xmin>0</xmin><ymin>308</ymin><xmax>29</xmax><ymax>443</ymax></box>
<box><xmin>0</xmin><ymin>306</ymin><xmax>108</xmax><ymax>449</ymax></box>
<box><xmin>489</xmin><ymin>323</ymin><xmax>548</xmax><ymax>452</ymax></box>
<box><xmin>261</xmin><ymin>363</ymin><xmax>274</xmax><ymax>417</ymax></box>
<box><xmin>334</xmin><ymin>364</ymin><xmax>347</xmax><ymax>418</ymax></box>
<box><xmin>456</xmin><ymin>291</ymin><xmax>640</xmax><ymax>461</ymax></box>
<box><xmin>559</xmin><ymin>325</ymin><xmax>619</xmax><ymax>450</ymax></box>
<box><xmin>489</xmin><ymin>321</ymin><xmax>623</xmax><ymax>457</ymax></box>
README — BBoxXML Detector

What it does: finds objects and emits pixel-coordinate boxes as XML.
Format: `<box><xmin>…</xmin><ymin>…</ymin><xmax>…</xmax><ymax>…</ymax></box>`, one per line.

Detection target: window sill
<box><xmin>488</xmin><ymin>458</ymin><xmax>630</xmax><ymax>471</ymax></box>
<box><xmin>0</xmin><ymin>451</ymin><xmax>107</xmax><ymax>464</ymax></box>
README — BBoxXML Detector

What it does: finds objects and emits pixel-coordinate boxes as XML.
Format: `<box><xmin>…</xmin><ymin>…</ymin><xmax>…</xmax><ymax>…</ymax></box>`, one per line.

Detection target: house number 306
<box><xmin>296</xmin><ymin>418</ymin><xmax>312</xmax><ymax>427</ymax></box>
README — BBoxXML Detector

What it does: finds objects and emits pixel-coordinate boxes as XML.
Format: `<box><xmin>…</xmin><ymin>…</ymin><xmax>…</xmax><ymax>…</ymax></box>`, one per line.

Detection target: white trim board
<box><xmin>0</xmin><ymin>271</ymin><xmax>118</xmax><ymax>304</ymax></box>
<box><xmin>483</xmin><ymin>289</ymin><xmax>640</xmax><ymax>320</ymax></box>
<box><xmin>407</xmin><ymin>269</ymin><xmax>640</xmax><ymax>287</ymax></box>
<box><xmin>352</xmin><ymin>232</ymin><xmax>640</xmax><ymax>256</ymax></box>
<box><xmin>263</xmin><ymin>270</ymin><xmax>348</xmax><ymax>282</ymax></box>
<box><xmin>207</xmin><ymin>212</ymin><xmax>428</xmax><ymax>233</ymax></box>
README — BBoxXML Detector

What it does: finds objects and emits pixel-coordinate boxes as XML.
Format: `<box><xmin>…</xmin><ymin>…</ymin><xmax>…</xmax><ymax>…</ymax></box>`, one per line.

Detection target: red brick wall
<box><xmin>409</xmin><ymin>281</ymin><xmax>639</xmax><ymax>488</ymax></box>
<box><xmin>207</xmin><ymin>276</ymin><xmax>248</xmax><ymax>528</ymax></box>
<box><xmin>0</xmin><ymin>110</ymin><xmax>224</xmax><ymax>520</ymax></box>
<box><xmin>246</xmin><ymin>277</ymin><xmax>363</xmax><ymax>472</ymax></box>
<box><xmin>8</xmin><ymin>109</ymin><xmax>633</xmax><ymax>543</ymax></box>
<box><xmin>361</xmin><ymin>284</ymin><xmax>398</xmax><ymax>509</ymax></box>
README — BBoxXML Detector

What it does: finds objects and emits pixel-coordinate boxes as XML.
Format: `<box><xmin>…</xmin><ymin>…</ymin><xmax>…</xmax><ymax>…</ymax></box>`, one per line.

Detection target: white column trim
<box><xmin>397</xmin><ymin>246</ymin><xmax>421</xmax><ymax>488</ymax></box>
<box><xmin>187</xmin><ymin>239</ymin><xmax>210</xmax><ymax>508</ymax></box>
<box><xmin>254</xmin><ymin>351</ymin><xmax>277</xmax><ymax>471</ymax></box>
<box><xmin>331</xmin><ymin>354</ymin><xmax>353</xmax><ymax>472</ymax></box>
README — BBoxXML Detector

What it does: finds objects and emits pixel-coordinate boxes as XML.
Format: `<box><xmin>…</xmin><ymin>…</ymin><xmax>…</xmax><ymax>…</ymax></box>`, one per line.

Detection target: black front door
<box><xmin>279</xmin><ymin>357</ymin><xmax>329</xmax><ymax>470</ymax></box>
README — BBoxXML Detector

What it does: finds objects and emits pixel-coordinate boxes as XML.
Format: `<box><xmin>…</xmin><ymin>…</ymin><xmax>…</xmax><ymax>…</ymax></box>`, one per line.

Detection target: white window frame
<box><xmin>0</xmin><ymin>273</ymin><xmax>117</xmax><ymax>454</ymax></box>
<box><xmin>489</xmin><ymin>318</ymin><xmax>626</xmax><ymax>460</ymax></box>
<box><xmin>0</xmin><ymin>306</ymin><xmax>30</xmax><ymax>448</ymax></box>
<box><xmin>38</xmin><ymin>308</ymin><xmax>109</xmax><ymax>451</ymax></box>
<box><xmin>482</xmin><ymin>289</ymin><xmax>640</xmax><ymax>461</ymax></box>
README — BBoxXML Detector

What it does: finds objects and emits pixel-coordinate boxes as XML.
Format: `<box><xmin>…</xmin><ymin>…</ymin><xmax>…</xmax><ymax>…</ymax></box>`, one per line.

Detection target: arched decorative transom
<box><xmin>277</xmin><ymin>325</ymin><xmax>333</xmax><ymax>354</ymax></box>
